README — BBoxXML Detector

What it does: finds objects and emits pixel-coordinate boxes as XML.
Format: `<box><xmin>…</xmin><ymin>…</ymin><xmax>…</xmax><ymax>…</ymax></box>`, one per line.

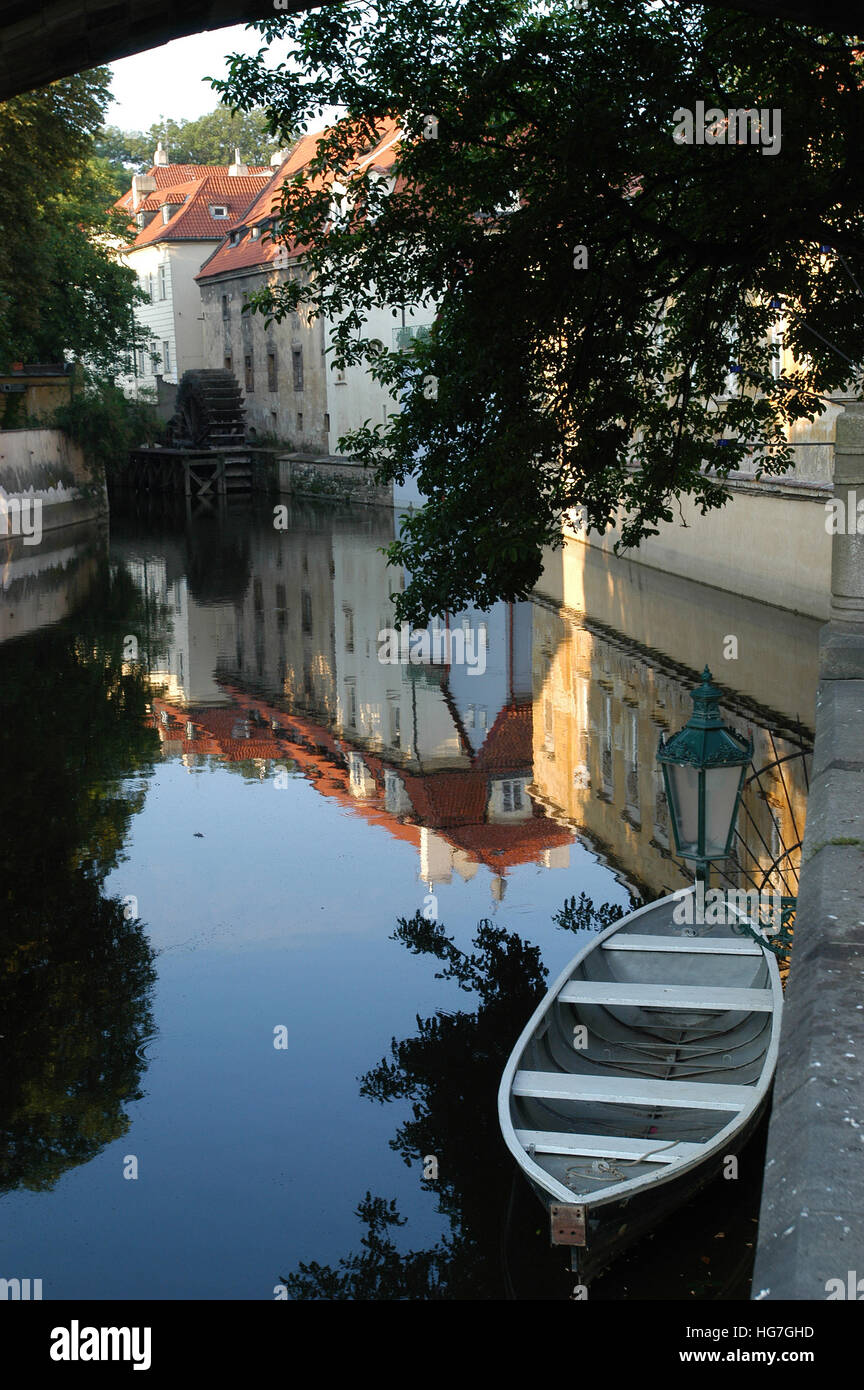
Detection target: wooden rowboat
<box><xmin>498</xmin><ymin>890</ymin><xmax>782</xmax><ymax>1281</ymax></box>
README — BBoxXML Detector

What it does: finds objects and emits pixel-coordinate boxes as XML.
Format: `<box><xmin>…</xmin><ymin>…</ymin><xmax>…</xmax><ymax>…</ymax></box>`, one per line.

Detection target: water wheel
<box><xmin>168</xmin><ymin>369</ymin><xmax>246</xmax><ymax>447</ymax></box>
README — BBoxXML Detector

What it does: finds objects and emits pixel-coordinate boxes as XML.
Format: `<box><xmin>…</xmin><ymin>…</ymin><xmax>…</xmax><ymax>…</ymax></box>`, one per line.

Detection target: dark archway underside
<box><xmin>0</xmin><ymin>0</ymin><xmax>858</xmax><ymax>105</ymax></box>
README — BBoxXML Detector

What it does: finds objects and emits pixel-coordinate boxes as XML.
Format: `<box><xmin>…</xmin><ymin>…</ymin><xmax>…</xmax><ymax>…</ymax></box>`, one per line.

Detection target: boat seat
<box><xmin>513</xmin><ymin>1069</ymin><xmax>753</xmax><ymax>1110</ymax></box>
<box><xmin>602</xmin><ymin>934</ymin><xmax>763</xmax><ymax>956</ymax></box>
<box><xmin>558</xmin><ymin>981</ymin><xmax>772</xmax><ymax>1011</ymax></box>
<box><xmin>514</xmin><ymin>1130</ymin><xmax>705</xmax><ymax>1163</ymax></box>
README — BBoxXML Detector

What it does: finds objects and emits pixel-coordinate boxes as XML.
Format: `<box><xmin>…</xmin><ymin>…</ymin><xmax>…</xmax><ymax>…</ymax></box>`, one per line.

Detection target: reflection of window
<box><xmin>389</xmin><ymin>702</ymin><xmax>400</xmax><ymax>748</ymax></box>
<box><xmin>344</xmin><ymin>607</ymin><xmax>354</xmax><ymax>652</ymax></box>
<box><xmin>275</xmin><ymin>584</ymin><xmax>287</xmax><ymax>628</ymax></box>
<box><xmin>601</xmin><ymin>694</ymin><xmax>613</xmax><ymax>794</ymax></box>
<box><xmin>654</xmin><ymin>767</ymin><xmax>669</xmax><ymax>846</ymax></box>
<box><xmin>544</xmin><ymin>697</ymin><xmax>554</xmax><ymax>754</ymax></box>
<box><xmin>502</xmin><ymin>780</ymin><xmax>524</xmax><ymax>813</ymax></box>
<box><xmin>301</xmin><ymin>591</ymin><xmax>312</xmax><ymax>634</ymax></box>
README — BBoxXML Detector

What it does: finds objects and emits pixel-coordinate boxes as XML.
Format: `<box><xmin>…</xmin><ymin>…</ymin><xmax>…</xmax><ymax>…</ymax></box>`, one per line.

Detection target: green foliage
<box><xmin>0</xmin><ymin>69</ymin><xmax>145</xmax><ymax>375</ymax></box>
<box><xmin>95</xmin><ymin>106</ymin><xmax>288</xmax><ymax>174</ymax></box>
<box><xmin>216</xmin><ymin>2</ymin><xmax>864</xmax><ymax>622</ymax></box>
<box><xmin>53</xmin><ymin>384</ymin><xmax>164</xmax><ymax>479</ymax></box>
<box><xmin>0</xmin><ymin>562</ymin><xmax>162</xmax><ymax>1194</ymax></box>
<box><xmin>280</xmin><ymin>908</ymin><xmax>549</xmax><ymax>1298</ymax></box>
<box><xmin>552</xmin><ymin>891</ymin><xmax>633</xmax><ymax>934</ymax></box>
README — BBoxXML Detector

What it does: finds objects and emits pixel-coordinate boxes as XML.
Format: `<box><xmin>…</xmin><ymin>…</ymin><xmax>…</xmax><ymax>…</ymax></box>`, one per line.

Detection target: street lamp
<box><xmin>657</xmin><ymin>667</ymin><xmax>752</xmax><ymax>887</ymax></box>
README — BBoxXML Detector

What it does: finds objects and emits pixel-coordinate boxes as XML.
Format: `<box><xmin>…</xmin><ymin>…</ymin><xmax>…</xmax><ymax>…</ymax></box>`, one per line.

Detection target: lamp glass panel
<box><xmin>704</xmin><ymin>764</ymin><xmax>744</xmax><ymax>856</ymax></box>
<box><xmin>667</xmin><ymin>762</ymin><xmax>700</xmax><ymax>854</ymax></box>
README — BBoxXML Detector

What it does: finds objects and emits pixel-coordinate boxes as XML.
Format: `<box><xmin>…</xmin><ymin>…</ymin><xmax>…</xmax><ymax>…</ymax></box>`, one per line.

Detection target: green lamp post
<box><xmin>657</xmin><ymin>667</ymin><xmax>752</xmax><ymax>887</ymax></box>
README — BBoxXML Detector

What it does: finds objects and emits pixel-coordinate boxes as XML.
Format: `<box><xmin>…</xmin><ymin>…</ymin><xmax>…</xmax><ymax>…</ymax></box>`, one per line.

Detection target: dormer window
<box><xmin>210</xmin><ymin>205</ymin><xmax>229</xmax><ymax>219</ymax></box>
<box><xmin>161</xmin><ymin>203</ymin><xmax>182</xmax><ymax>224</ymax></box>
<box><xmin>230</xmin><ymin>230</ymin><xmax>243</xmax><ymax>246</ymax></box>
<box><xmin>250</xmin><ymin>226</ymin><xmax>260</xmax><ymax>240</ymax></box>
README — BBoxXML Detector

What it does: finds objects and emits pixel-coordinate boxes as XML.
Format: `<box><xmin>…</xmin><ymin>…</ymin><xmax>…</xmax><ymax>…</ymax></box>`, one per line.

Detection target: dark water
<box><xmin>0</xmin><ymin>498</ymin><xmax>816</xmax><ymax>1299</ymax></box>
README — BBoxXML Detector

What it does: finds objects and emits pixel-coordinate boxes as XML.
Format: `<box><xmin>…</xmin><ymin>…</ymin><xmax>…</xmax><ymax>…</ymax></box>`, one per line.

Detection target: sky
<box><xmin>107</xmin><ymin>25</ymin><xmax>288</xmax><ymax>133</ymax></box>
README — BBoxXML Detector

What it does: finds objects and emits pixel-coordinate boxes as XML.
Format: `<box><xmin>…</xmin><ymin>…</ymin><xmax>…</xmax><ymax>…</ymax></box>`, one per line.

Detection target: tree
<box><xmin>0</xmin><ymin>69</ymin><xmax>144</xmax><ymax>375</ymax></box>
<box><xmin>96</xmin><ymin>106</ymin><xmax>287</xmax><ymax>177</ymax></box>
<box><xmin>0</xmin><ymin>561</ymin><xmax>162</xmax><ymax>1194</ymax></box>
<box><xmin>215</xmin><ymin>2</ymin><xmax>864</xmax><ymax>623</ymax></box>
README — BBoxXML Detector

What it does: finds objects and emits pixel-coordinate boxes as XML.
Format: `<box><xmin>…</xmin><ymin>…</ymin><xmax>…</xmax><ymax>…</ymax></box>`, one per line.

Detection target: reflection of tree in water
<box><xmin>0</xmin><ymin>561</ymin><xmax>161</xmax><ymax>1194</ymax></box>
<box><xmin>281</xmin><ymin>900</ymin><xmax>626</xmax><ymax>1300</ymax></box>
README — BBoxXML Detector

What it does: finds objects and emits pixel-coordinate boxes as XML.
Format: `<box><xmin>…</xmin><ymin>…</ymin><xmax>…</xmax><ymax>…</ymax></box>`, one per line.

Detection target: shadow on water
<box><xmin>276</xmin><ymin>894</ymin><xmax>770</xmax><ymax>1301</ymax></box>
<box><xmin>0</xmin><ymin>560</ymin><xmax>163</xmax><ymax>1194</ymax></box>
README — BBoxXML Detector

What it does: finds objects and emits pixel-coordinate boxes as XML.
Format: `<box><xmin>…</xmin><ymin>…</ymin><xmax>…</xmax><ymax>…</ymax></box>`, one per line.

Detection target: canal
<box><xmin>0</xmin><ymin>498</ymin><xmax>817</xmax><ymax>1300</ymax></box>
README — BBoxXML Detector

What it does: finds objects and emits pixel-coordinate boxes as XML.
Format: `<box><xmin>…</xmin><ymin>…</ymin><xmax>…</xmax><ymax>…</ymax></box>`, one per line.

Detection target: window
<box><xmin>162</xmin><ymin>341</ymin><xmax>171</xmax><ymax>373</ymax></box>
<box><xmin>292</xmin><ymin>347</ymin><xmax>303</xmax><ymax>391</ymax></box>
<box><xmin>221</xmin><ymin>295</ymin><xmax>230</xmax><ymax>321</ymax></box>
<box><xmin>158</xmin><ymin>265</ymin><xmax>167</xmax><ymax>301</ymax></box>
<box><xmin>250</xmin><ymin>226</ymin><xmax>260</xmax><ymax>240</ymax></box>
<box><xmin>137</xmin><ymin>348</ymin><xmax>146</xmax><ymax>376</ymax></box>
<box><xmin>301</xmin><ymin>591</ymin><xmax>313</xmax><ymax>634</ymax></box>
<box><xmin>324</xmin><ymin>413</ymin><xmax>330</xmax><ymax>431</ymax></box>
<box><xmin>148</xmin><ymin>273</ymin><xmax>155</xmax><ymax>302</ymax></box>
<box><xmin>267</xmin><ymin>352</ymin><xmax>277</xmax><ymax>392</ymax></box>
<box><xmin>501</xmin><ymin>780</ymin><xmax>524</xmax><ymax>813</ymax></box>
<box><xmin>245</xmin><ymin>355</ymin><xmax>254</xmax><ymax>393</ymax></box>
<box><xmin>210</xmin><ymin>205</ymin><xmax>228</xmax><ymax>219</ymax></box>
<box><xmin>296</xmin><ymin>412</ymin><xmax>303</xmax><ymax>431</ymax></box>
<box><xmin>224</xmin><ymin>356</ymin><xmax>232</xmax><ymax>372</ymax></box>
<box><xmin>770</xmin><ymin>325</ymin><xmax>783</xmax><ymax>381</ymax></box>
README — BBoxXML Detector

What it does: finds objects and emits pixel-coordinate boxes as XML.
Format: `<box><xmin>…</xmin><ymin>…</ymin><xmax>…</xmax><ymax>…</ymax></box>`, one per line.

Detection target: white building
<box><xmin>113</xmin><ymin>144</ymin><xmax>275</xmax><ymax>398</ymax></box>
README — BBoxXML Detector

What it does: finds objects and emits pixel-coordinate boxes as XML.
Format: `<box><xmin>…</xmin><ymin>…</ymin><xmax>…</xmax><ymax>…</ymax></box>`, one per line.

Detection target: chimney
<box><xmin>154</xmin><ymin>141</ymin><xmax>169</xmax><ymax>167</ymax></box>
<box><xmin>229</xmin><ymin>147</ymin><xmax>250</xmax><ymax>176</ymax></box>
<box><xmin>270</xmin><ymin>148</ymin><xmax>291</xmax><ymax>167</ymax></box>
<box><xmin>131</xmin><ymin>173</ymin><xmax>157</xmax><ymax>211</ymax></box>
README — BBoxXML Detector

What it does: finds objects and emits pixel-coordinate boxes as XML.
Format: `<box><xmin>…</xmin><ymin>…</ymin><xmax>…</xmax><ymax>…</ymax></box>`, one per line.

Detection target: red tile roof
<box><xmin>114</xmin><ymin>163</ymin><xmax>274</xmax><ymax>248</ymax></box>
<box><xmin>196</xmin><ymin>120</ymin><xmax>402</xmax><ymax>281</ymax></box>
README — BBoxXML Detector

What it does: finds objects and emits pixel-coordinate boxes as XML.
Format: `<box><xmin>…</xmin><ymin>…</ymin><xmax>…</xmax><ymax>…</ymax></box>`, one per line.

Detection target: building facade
<box><xmin>113</xmin><ymin>145</ymin><xmax>275</xmax><ymax>398</ymax></box>
<box><xmin>196</xmin><ymin>124</ymin><xmax>435</xmax><ymax>457</ymax></box>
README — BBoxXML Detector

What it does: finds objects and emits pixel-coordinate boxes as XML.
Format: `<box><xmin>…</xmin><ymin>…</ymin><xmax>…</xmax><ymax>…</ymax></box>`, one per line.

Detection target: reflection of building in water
<box><xmin>122</xmin><ymin>549</ymin><xmax>234</xmax><ymax>706</ymax></box>
<box><xmin>530</xmin><ymin>599</ymin><xmax>811</xmax><ymax>901</ymax></box>
<box><xmin>226</xmin><ymin>515</ymin><xmax>337</xmax><ymax>720</ymax></box>
<box><xmin>131</xmin><ymin>506</ymin><xmax>813</xmax><ymax>906</ymax></box>
<box><xmin>0</xmin><ymin>523</ymin><xmax>104</xmax><ymax>645</ymax></box>
<box><xmin>149</xmin><ymin>681</ymin><xmax>574</xmax><ymax>901</ymax></box>
<box><xmin>136</xmin><ymin>506</ymin><xmax>575</xmax><ymax>900</ymax></box>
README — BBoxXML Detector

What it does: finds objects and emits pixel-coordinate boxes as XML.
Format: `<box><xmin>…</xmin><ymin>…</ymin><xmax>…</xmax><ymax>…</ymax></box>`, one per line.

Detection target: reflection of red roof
<box><xmin>151</xmin><ymin>681</ymin><xmax>573</xmax><ymax>874</ymax></box>
<box><xmin>474</xmin><ymin>703</ymin><xmax>533</xmax><ymax>772</ymax></box>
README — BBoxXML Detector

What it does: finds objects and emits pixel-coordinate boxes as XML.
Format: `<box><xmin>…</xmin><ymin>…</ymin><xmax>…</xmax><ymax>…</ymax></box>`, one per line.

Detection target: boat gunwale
<box><xmin>497</xmin><ymin>887</ymin><xmax>783</xmax><ymax>1209</ymax></box>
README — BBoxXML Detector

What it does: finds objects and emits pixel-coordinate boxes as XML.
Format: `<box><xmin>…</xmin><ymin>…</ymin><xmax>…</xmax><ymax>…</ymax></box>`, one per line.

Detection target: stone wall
<box><xmin>277</xmin><ymin>453</ymin><xmax>391</xmax><ymax>507</ymax></box>
<box><xmin>752</xmin><ymin>402</ymin><xmax>864</xmax><ymax>1301</ymax></box>
<box><xmin>0</xmin><ymin>428</ymin><xmax>107</xmax><ymax>538</ymax></box>
<box><xmin>200</xmin><ymin>266</ymin><xmax>329</xmax><ymax>455</ymax></box>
